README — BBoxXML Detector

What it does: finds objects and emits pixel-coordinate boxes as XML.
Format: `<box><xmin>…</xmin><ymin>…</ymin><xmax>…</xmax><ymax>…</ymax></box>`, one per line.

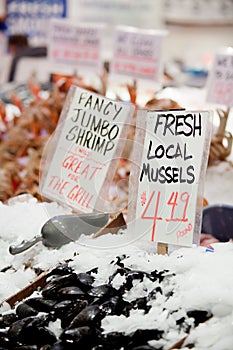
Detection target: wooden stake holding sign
<box><xmin>206</xmin><ymin>47</ymin><xmax>233</xmax><ymax>162</ymax></box>
<box><xmin>127</xmin><ymin>109</ymin><xmax>212</xmax><ymax>254</ymax></box>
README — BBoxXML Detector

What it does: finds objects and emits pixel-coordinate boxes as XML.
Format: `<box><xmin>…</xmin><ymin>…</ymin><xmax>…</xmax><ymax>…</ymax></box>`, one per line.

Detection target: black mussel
<box><xmin>100</xmin><ymin>296</ymin><xmax>128</xmax><ymax>316</ymax></box>
<box><xmin>0</xmin><ymin>330</ymin><xmax>10</xmax><ymax>348</ymax></box>
<box><xmin>54</xmin><ymin>299</ymin><xmax>88</xmax><ymax>329</ymax></box>
<box><xmin>187</xmin><ymin>310</ymin><xmax>213</xmax><ymax>327</ymax></box>
<box><xmin>88</xmin><ymin>284</ymin><xmax>117</xmax><ymax>300</ymax></box>
<box><xmin>42</xmin><ymin>273</ymin><xmax>78</xmax><ymax>299</ymax></box>
<box><xmin>60</xmin><ymin>326</ymin><xmax>96</xmax><ymax>348</ymax></box>
<box><xmin>0</xmin><ymin>312</ymin><xmax>18</xmax><ymax>328</ymax></box>
<box><xmin>101</xmin><ymin>331</ymin><xmax>129</xmax><ymax>349</ymax></box>
<box><xmin>127</xmin><ymin>329</ymin><xmax>163</xmax><ymax>349</ymax></box>
<box><xmin>19</xmin><ymin>324</ymin><xmax>57</xmax><ymax>346</ymax></box>
<box><xmin>131</xmin><ymin>346</ymin><xmax>157</xmax><ymax>350</ymax></box>
<box><xmin>61</xmin><ymin>301</ymin><xmax>89</xmax><ymax>329</ymax></box>
<box><xmin>16</xmin><ymin>303</ymin><xmax>38</xmax><ymax>319</ymax></box>
<box><xmin>24</xmin><ymin>297</ymin><xmax>56</xmax><ymax>313</ymax></box>
<box><xmin>7</xmin><ymin>316</ymin><xmax>35</xmax><ymax>343</ymax></box>
<box><xmin>47</xmin><ymin>264</ymin><xmax>73</xmax><ymax>277</ymax></box>
<box><xmin>10</xmin><ymin>346</ymin><xmax>37</xmax><ymax>350</ymax></box>
<box><xmin>76</xmin><ymin>272</ymin><xmax>95</xmax><ymax>291</ymax></box>
<box><xmin>57</xmin><ymin>286</ymin><xmax>85</xmax><ymax>300</ymax></box>
<box><xmin>49</xmin><ymin>341</ymin><xmax>72</xmax><ymax>350</ymax></box>
<box><xmin>68</xmin><ymin>305</ymin><xmax>105</xmax><ymax>329</ymax></box>
<box><xmin>53</xmin><ymin>300</ymin><xmax>74</xmax><ymax>318</ymax></box>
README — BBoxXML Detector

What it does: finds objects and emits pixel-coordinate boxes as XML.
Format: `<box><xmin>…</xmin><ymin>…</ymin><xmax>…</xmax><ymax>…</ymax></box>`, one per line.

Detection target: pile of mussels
<box><xmin>0</xmin><ymin>256</ymin><xmax>212</xmax><ymax>350</ymax></box>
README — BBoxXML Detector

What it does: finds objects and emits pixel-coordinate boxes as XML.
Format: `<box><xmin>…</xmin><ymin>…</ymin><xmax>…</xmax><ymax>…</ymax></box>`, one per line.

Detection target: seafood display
<box><xmin>0</xmin><ymin>260</ymin><xmax>212</xmax><ymax>349</ymax></box>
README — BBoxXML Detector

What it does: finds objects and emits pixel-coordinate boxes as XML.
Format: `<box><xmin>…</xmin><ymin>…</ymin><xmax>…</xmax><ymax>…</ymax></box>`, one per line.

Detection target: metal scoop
<box><xmin>9</xmin><ymin>212</ymin><xmax>110</xmax><ymax>255</ymax></box>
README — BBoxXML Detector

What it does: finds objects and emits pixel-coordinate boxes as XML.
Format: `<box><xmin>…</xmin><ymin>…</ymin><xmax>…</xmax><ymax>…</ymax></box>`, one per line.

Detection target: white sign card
<box><xmin>128</xmin><ymin>109</ymin><xmax>212</xmax><ymax>247</ymax></box>
<box><xmin>110</xmin><ymin>26</ymin><xmax>166</xmax><ymax>82</ymax></box>
<box><xmin>206</xmin><ymin>47</ymin><xmax>233</xmax><ymax>107</ymax></box>
<box><xmin>40</xmin><ymin>86</ymin><xmax>135</xmax><ymax>213</ymax></box>
<box><xmin>48</xmin><ymin>18</ymin><xmax>104</xmax><ymax>74</ymax></box>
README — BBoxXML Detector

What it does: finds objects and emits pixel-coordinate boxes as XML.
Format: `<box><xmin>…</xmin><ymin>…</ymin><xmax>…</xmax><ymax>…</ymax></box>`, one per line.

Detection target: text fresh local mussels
<box><xmin>140</xmin><ymin>113</ymin><xmax>202</xmax><ymax>184</ymax></box>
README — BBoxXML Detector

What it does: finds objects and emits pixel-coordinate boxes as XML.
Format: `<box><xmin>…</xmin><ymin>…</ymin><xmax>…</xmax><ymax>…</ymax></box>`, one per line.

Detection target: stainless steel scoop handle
<box><xmin>9</xmin><ymin>236</ymin><xmax>42</xmax><ymax>255</ymax></box>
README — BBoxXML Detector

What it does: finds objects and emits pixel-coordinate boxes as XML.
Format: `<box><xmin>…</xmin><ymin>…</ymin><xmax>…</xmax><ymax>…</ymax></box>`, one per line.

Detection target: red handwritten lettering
<box><xmin>176</xmin><ymin>223</ymin><xmax>192</xmax><ymax>240</ymax></box>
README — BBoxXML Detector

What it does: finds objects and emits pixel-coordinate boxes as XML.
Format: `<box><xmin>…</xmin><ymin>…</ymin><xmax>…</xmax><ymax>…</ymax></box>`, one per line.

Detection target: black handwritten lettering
<box><xmin>147</xmin><ymin>141</ymin><xmax>193</xmax><ymax>161</ymax></box>
<box><xmin>140</xmin><ymin>163</ymin><xmax>195</xmax><ymax>184</ymax></box>
<box><xmin>154</xmin><ymin>113</ymin><xmax>202</xmax><ymax>137</ymax></box>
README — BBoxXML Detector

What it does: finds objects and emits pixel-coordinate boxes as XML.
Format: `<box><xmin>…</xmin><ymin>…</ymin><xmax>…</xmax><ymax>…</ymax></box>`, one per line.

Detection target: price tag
<box><xmin>128</xmin><ymin>109</ymin><xmax>212</xmax><ymax>247</ymax></box>
<box><xmin>110</xmin><ymin>26</ymin><xmax>166</xmax><ymax>82</ymax></box>
<box><xmin>40</xmin><ymin>86</ymin><xmax>135</xmax><ymax>213</ymax></box>
<box><xmin>48</xmin><ymin>18</ymin><xmax>104</xmax><ymax>74</ymax></box>
<box><xmin>206</xmin><ymin>47</ymin><xmax>233</xmax><ymax>107</ymax></box>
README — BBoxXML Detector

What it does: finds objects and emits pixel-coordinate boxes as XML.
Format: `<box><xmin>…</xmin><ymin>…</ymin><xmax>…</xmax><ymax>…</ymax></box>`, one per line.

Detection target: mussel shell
<box><xmin>76</xmin><ymin>272</ymin><xmax>95</xmax><ymax>291</ymax></box>
<box><xmin>53</xmin><ymin>299</ymin><xmax>88</xmax><ymax>329</ymax></box>
<box><xmin>24</xmin><ymin>297</ymin><xmax>56</xmax><ymax>313</ymax></box>
<box><xmin>47</xmin><ymin>264</ymin><xmax>73</xmax><ymax>277</ymax></box>
<box><xmin>131</xmin><ymin>346</ymin><xmax>158</xmax><ymax>350</ymax></box>
<box><xmin>7</xmin><ymin>316</ymin><xmax>35</xmax><ymax>342</ymax></box>
<box><xmin>68</xmin><ymin>305</ymin><xmax>104</xmax><ymax>329</ymax></box>
<box><xmin>49</xmin><ymin>341</ymin><xmax>72</xmax><ymax>350</ymax></box>
<box><xmin>57</xmin><ymin>286</ymin><xmax>85</xmax><ymax>300</ymax></box>
<box><xmin>99</xmin><ymin>296</ymin><xmax>127</xmax><ymax>316</ymax></box>
<box><xmin>0</xmin><ymin>330</ymin><xmax>10</xmax><ymax>348</ymax></box>
<box><xmin>60</xmin><ymin>326</ymin><xmax>95</xmax><ymax>347</ymax></box>
<box><xmin>129</xmin><ymin>329</ymin><xmax>164</xmax><ymax>346</ymax></box>
<box><xmin>10</xmin><ymin>346</ymin><xmax>38</xmax><ymax>350</ymax></box>
<box><xmin>42</xmin><ymin>273</ymin><xmax>78</xmax><ymax>299</ymax></box>
<box><xmin>19</xmin><ymin>325</ymin><xmax>57</xmax><ymax>346</ymax></box>
<box><xmin>0</xmin><ymin>312</ymin><xmax>18</xmax><ymax>328</ymax></box>
<box><xmin>101</xmin><ymin>332</ymin><xmax>129</xmax><ymax>349</ymax></box>
<box><xmin>88</xmin><ymin>284</ymin><xmax>117</xmax><ymax>300</ymax></box>
<box><xmin>16</xmin><ymin>303</ymin><xmax>38</xmax><ymax>319</ymax></box>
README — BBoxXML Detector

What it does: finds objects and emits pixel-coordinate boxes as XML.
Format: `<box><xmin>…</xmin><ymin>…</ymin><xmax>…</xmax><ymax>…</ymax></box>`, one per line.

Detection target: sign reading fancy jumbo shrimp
<box><xmin>40</xmin><ymin>86</ymin><xmax>134</xmax><ymax>213</ymax></box>
<box><xmin>128</xmin><ymin>110</ymin><xmax>212</xmax><ymax>247</ymax></box>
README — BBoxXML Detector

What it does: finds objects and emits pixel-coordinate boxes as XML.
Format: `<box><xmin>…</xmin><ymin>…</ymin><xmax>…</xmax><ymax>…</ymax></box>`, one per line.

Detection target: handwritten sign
<box><xmin>48</xmin><ymin>18</ymin><xmax>104</xmax><ymax>74</ymax></box>
<box><xmin>206</xmin><ymin>47</ymin><xmax>233</xmax><ymax>107</ymax></box>
<box><xmin>110</xmin><ymin>26</ymin><xmax>166</xmax><ymax>81</ymax></box>
<box><xmin>128</xmin><ymin>110</ymin><xmax>212</xmax><ymax>246</ymax></box>
<box><xmin>6</xmin><ymin>0</ymin><xmax>67</xmax><ymax>45</ymax></box>
<box><xmin>40</xmin><ymin>86</ymin><xmax>134</xmax><ymax>213</ymax></box>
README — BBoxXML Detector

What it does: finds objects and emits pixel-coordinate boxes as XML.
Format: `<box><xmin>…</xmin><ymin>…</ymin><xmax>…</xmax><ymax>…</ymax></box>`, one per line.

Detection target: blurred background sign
<box><xmin>6</xmin><ymin>0</ymin><xmax>67</xmax><ymax>45</ymax></box>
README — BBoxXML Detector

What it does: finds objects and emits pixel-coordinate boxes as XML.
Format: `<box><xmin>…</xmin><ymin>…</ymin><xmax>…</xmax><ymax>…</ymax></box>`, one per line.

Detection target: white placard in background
<box><xmin>128</xmin><ymin>109</ymin><xmax>212</xmax><ymax>247</ymax></box>
<box><xmin>110</xmin><ymin>26</ymin><xmax>166</xmax><ymax>82</ymax></box>
<box><xmin>48</xmin><ymin>18</ymin><xmax>104</xmax><ymax>75</ymax></box>
<box><xmin>206</xmin><ymin>47</ymin><xmax>233</xmax><ymax>107</ymax></box>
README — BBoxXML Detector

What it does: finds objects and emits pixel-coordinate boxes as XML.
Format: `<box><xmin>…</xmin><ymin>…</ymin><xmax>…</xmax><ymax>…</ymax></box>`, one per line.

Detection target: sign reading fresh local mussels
<box><xmin>40</xmin><ymin>86</ymin><xmax>134</xmax><ymax>213</ymax></box>
<box><xmin>128</xmin><ymin>110</ymin><xmax>212</xmax><ymax>247</ymax></box>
